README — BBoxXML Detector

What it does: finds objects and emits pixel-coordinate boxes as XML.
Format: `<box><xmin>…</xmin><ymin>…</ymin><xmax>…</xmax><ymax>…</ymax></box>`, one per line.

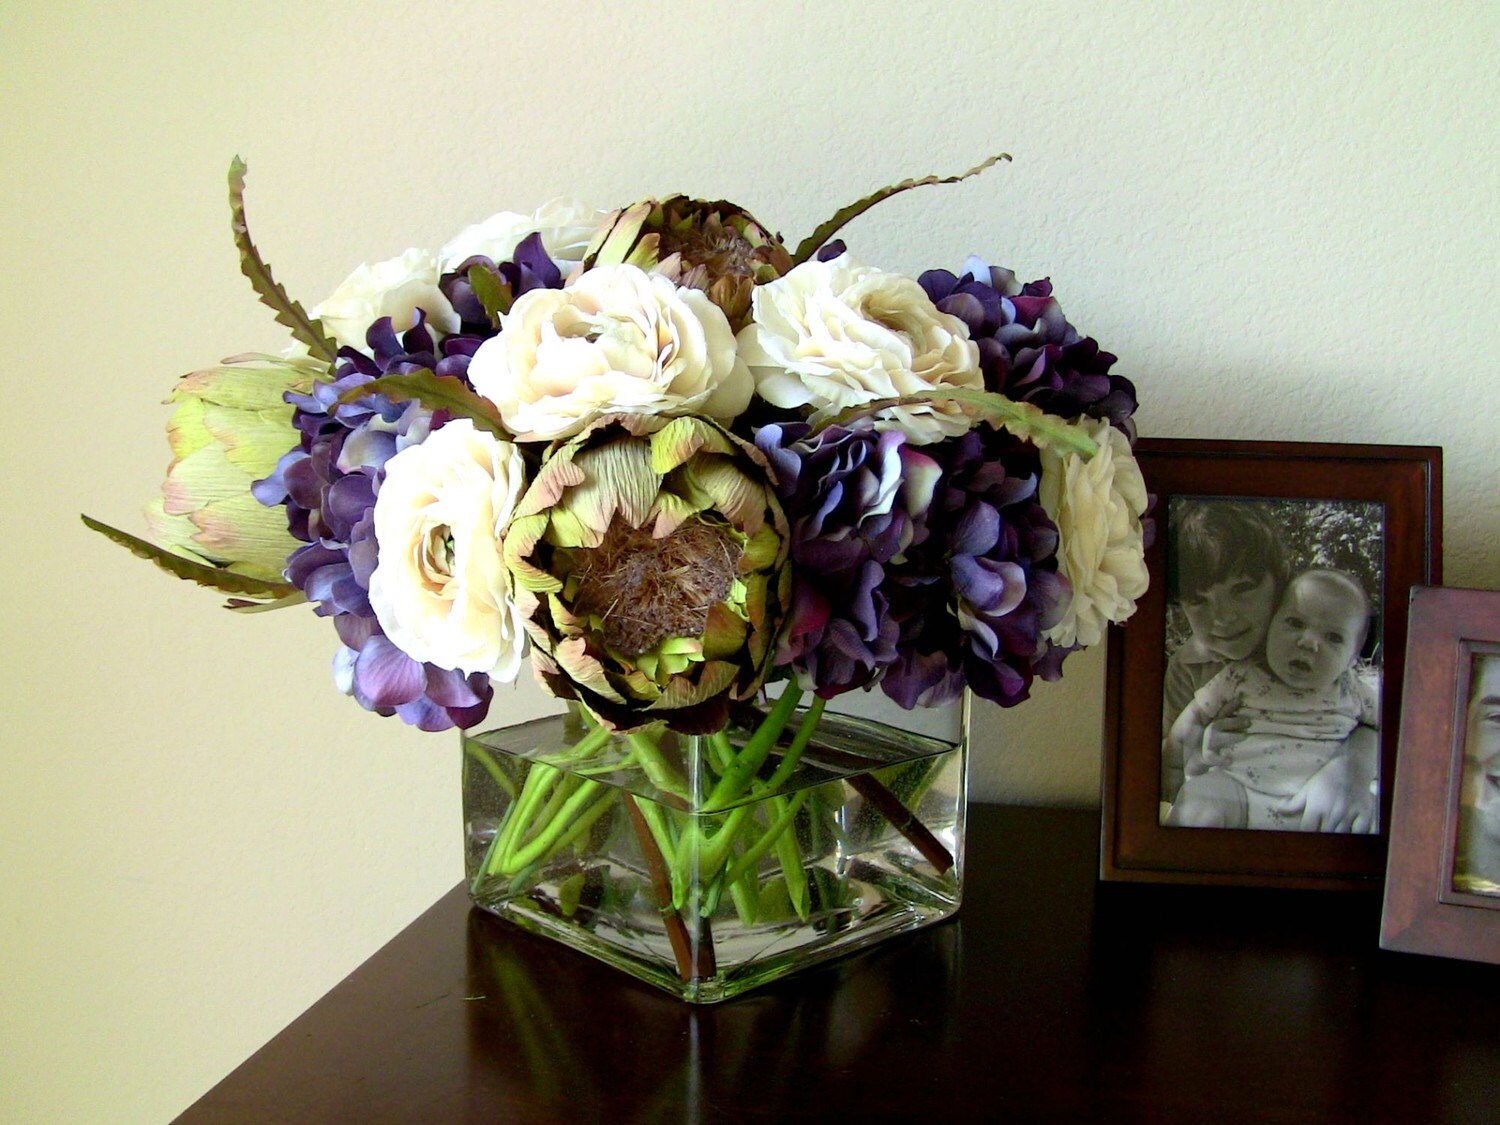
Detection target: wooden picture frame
<box><xmin>1101</xmin><ymin>439</ymin><xmax>1442</xmax><ymax>888</ymax></box>
<box><xmin>1380</xmin><ymin>586</ymin><xmax>1500</xmax><ymax>964</ymax></box>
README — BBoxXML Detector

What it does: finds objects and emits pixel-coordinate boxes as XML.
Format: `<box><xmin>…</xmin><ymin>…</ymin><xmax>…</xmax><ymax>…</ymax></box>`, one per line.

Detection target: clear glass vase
<box><xmin>461</xmin><ymin>688</ymin><xmax>968</xmax><ymax>1003</ymax></box>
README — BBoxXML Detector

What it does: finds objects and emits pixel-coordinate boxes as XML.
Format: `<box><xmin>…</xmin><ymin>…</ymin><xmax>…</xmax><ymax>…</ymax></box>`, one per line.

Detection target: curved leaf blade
<box><xmin>228</xmin><ymin>157</ymin><xmax>340</xmax><ymax>364</ymax></box>
<box><xmin>340</xmin><ymin>371</ymin><xmax>511</xmax><ymax>439</ymax></box>
<box><xmin>82</xmin><ymin>514</ymin><xmax>300</xmax><ymax>601</ymax></box>
<box><xmin>791</xmin><ymin>153</ymin><xmax>1012</xmax><ymax>266</ymax></box>
<box><xmin>815</xmin><ymin>389</ymin><xmax>1098</xmax><ymax>458</ymax></box>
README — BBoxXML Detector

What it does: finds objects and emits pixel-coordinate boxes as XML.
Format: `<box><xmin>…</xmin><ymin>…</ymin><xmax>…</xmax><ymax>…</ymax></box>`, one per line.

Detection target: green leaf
<box><xmin>228</xmin><ymin>157</ymin><xmax>340</xmax><ymax>364</ymax></box>
<box><xmin>790</xmin><ymin>153</ymin><xmax>1011</xmax><ymax>266</ymax></box>
<box><xmin>226</xmin><ymin>590</ymin><xmax>309</xmax><ymax>613</ymax></box>
<box><xmin>339</xmin><ymin>371</ymin><xmax>511</xmax><ymax>439</ymax></box>
<box><xmin>467</xmin><ymin>264</ymin><xmax>512</xmax><ymax>326</ymax></box>
<box><xmin>82</xmin><ymin>514</ymin><xmax>300</xmax><ymax>601</ymax></box>
<box><xmin>815</xmin><ymin>388</ymin><xmax>1099</xmax><ymax>459</ymax></box>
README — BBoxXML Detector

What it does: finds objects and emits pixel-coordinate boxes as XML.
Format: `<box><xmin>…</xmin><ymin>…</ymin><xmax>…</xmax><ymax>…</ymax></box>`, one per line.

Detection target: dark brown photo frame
<box><xmin>1101</xmin><ymin>440</ymin><xmax>1442</xmax><ymax>888</ymax></box>
<box><xmin>1380</xmin><ymin>587</ymin><xmax>1500</xmax><ymax>963</ymax></box>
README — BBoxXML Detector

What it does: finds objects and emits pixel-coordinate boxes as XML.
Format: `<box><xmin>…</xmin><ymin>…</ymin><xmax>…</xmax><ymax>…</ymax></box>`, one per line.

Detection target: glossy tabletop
<box><xmin>177</xmin><ymin>805</ymin><xmax>1500</xmax><ymax>1123</ymax></box>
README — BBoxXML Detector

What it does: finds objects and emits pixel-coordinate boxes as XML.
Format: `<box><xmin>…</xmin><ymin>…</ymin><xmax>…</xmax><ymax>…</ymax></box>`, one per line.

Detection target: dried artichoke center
<box><xmin>660</xmin><ymin>221</ymin><xmax>755</xmax><ymax>278</ymax></box>
<box><xmin>572</xmin><ymin>517</ymin><xmax>742</xmax><ymax>658</ymax></box>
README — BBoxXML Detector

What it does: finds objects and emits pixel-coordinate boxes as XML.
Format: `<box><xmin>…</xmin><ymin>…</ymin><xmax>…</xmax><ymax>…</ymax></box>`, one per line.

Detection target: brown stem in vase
<box><xmin>846</xmin><ymin>772</ymin><xmax>954</xmax><ymax>874</ymax></box>
<box><xmin>622</xmin><ymin>794</ymin><xmax>717</xmax><ymax>982</ymax></box>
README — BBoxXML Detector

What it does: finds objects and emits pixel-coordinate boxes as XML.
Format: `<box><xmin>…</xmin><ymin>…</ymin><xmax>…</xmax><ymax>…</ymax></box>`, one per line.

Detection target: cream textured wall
<box><xmin>2</xmin><ymin>2</ymin><xmax>1495</xmax><ymax>1120</ymax></box>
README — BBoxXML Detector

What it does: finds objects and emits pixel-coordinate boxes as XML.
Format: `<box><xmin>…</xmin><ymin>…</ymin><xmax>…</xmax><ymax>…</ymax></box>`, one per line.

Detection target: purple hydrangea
<box><xmin>756</xmin><ymin>418</ymin><xmax>1072</xmax><ymax>710</ymax></box>
<box><xmin>754</xmin><ymin>421</ymin><xmax>942</xmax><ymax>699</ymax></box>
<box><xmin>881</xmin><ymin>427</ymin><xmax>1071</xmax><ymax>709</ymax></box>
<box><xmin>919</xmin><ymin>258</ymin><xmax>1137</xmax><ymax>438</ymax></box>
<box><xmin>254</xmin><ymin>314</ymin><xmax>498</xmax><ymax>730</ymax></box>
<box><xmin>253</xmin><ymin>235</ymin><xmax>572</xmax><ymax>730</ymax></box>
<box><xmin>441</xmin><ymin>232</ymin><xmax>567</xmax><ymax>333</ymax></box>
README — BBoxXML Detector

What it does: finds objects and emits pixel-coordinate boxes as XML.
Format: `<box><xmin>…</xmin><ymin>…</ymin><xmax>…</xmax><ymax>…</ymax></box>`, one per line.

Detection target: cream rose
<box><xmin>439</xmin><ymin>198</ymin><xmax>605</xmax><ymax>272</ymax></box>
<box><xmin>368</xmin><ymin>419</ymin><xmax>528</xmax><ymax>681</ymax></box>
<box><xmin>736</xmin><ymin>253</ymin><xmax>982</xmax><ymax>444</ymax></box>
<box><xmin>1038</xmin><ymin>417</ymin><xmax>1149</xmax><ymax>648</ymax></box>
<box><xmin>467</xmin><ymin>264</ymin><xmax>753</xmax><ymax>443</ymax></box>
<box><xmin>312</xmin><ymin>247</ymin><xmax>461</xmax><ymax>352</ymax></box>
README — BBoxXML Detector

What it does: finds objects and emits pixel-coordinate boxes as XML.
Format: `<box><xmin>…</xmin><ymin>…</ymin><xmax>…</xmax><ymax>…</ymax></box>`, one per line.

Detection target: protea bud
<box><xmin>143</xmin><ymin>355</ymin><xmax>319</xmax><ymax>582</ymax></box>
<box><xmin>581</xmin><ymin>196</ymin><xmax>795</xmax><ymax>332</ymax></box>
<box><xmin>503</xmin><ymin>415</ymin><xmax>790</xmax><ymax>732</ymax></box>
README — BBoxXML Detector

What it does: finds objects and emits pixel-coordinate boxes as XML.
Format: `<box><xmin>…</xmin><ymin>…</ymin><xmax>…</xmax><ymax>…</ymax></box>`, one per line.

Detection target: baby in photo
<box><xmin>1165</xmin><ymin>568</ymin><xmax>1380</xmax><ymax>832</ymax></box>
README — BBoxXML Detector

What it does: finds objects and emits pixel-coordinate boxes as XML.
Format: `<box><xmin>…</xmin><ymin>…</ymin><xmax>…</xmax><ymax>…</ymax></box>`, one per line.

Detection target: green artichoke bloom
<box><xmin>143</xmin><ymin>354</ymin><xmax>318</xmax><ymax>583</ymax></box>
<box><xmin>504</xmin><ymin>415</ymin><xmax>790</xmax><ymax>733</ymax></box>
<box><xmin>581</xmin><ymin>196</ymin><xmax>795</xmax><ymax>333</ymax></box>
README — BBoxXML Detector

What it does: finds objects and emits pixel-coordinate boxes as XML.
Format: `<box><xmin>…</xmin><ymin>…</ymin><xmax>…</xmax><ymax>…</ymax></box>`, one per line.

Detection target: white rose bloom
<box><xmin>1038</xmin><ymin>417</ymin><xmax>1150</xmax><ymax>648</ymax></box>
<box><xmin>369</xmin><ymin>420</ymin><xmax>528</xmax><ymax>681</ymax></box>
<box><xmin>467</xmin><ymin>264</ymin><xmax>753</xmax><ymax>443</ymax></box>
<box><xmin>439</xmin><ymin>198</ymin><xmax>605</xmax><ymax>272</ymax></box>
<box><xmin>737</xmin><ymin>253</ymin><xmax>982</xmax><ymax>444</ymax></box>
<box><xmin>311</xmin><ymin>247</ymin><xmax>461</xmax><ymax>352</ymax></box>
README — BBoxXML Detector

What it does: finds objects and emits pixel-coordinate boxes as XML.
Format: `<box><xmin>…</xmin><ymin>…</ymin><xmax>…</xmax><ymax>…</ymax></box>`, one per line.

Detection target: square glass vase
<box><xmin>462</xmin><ymin>691</ymin><xmax>968</xmax><ymax>1004</ymax></box>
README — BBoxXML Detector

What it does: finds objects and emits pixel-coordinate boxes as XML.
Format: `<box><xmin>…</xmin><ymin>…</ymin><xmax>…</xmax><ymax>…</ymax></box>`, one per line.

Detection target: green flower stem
<box><xmin>554</xmin><ymin>722</ymin><xmax>614</xmax><ymax>763</ymax></box>
<box><xmin>463</xmin><ymin>741</ymin><xmax>516</xmax><ymax>800</ymax></box>
<box><xmin>771</xmin><ymin>798</ymin><xmax>811</xmax><ymax>921</ymax></box>
<box><xmin>524</xmin><ymin>772</ymin><xmax>585</xmax><ymax>849</ymax></box>
<box><xmin>724</xmin><ymin>790</ymin><xmax>811</xmax><ymax>886</ymax></box>
<box><xmin>624</xmin><ymin>729</ymin><xmax>688</xmax><ymax>799</ymax></box>
<box><xmin>502</xmin><ymin>779</ymin><xmax>610</xmax><ymax>874</ymax></box>
<box><xmin>727</xmin><ymin>866</ymin><xmax>761</xmax><ymax>926</ymax></box>
<box><xmin>623</xmin><ymin>794</ymin><xmax>716</xmax><ymax>983</ymax></box>
<box><xmin>684</xmin><ymin>695</ymin><xmax>826</xmax><ymax>910</ymax></box>
<box><xmin>701</xmin><ymin>687</ymin><xmax>803</xmax><ymax>811</ymax></box>
<box><xmin>757</xmin><ymin>697</ymin><xmax>825</xmax><ymax>794</ymax></box>
<box><xmin>484</xmin><ymin>762</ymin><xmax>561</xmax><ymax>877</ymax></box>
<box><xmin>636</xmin><ymin>798</ymin><xmax>679</xmax><ymax>869</ymax></box>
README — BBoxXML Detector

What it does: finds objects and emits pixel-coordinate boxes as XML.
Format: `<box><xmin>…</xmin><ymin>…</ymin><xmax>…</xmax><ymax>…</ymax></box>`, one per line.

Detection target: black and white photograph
<box><xmin>1454</xmin><ymin>651</ymin><xmax>1500</xmax><ymax>895</ymax></box>
<box><xmin>1158</xmin><ymin>496</ymin><xmax>1385</xmax><ymax>834</ymax></box>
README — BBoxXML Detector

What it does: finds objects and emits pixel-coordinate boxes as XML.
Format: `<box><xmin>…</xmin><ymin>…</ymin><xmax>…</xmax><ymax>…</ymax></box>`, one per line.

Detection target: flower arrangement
<box><xmin>88</xmin><ymin>154</ymin><xmax>1146</xmax><ymax>731</ymax></box>
<box><xmin>87</xmin><ymin>155</ymin><xmax>1149</xmax><ymax>999</ymax></box>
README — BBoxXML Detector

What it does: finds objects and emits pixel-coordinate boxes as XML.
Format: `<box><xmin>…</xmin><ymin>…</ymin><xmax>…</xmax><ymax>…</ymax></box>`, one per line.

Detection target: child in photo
<box><xmin>1455</xmin><ymin>655</ymin><xmax>1500</xmax><ymax>894</ymax></box>
<box><xmin>1160</xmin><ymin>501</ymin><xmax>1290</xmax><ymax>801</ymax></box>
<box><xmin>1165</xmin><ymin>568</ymin><xmax>1380</xmax><ymax>833</ymax></box>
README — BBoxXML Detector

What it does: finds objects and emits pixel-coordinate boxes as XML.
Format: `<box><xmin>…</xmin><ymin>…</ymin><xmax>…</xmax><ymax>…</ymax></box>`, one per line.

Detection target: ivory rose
<box><xmin>368</xmin><ymin>419</ymin><xmax>528</xmax><ymax>681</ymax></box>
<box><xmin>439</xmin><ymin>198</ymin><xmax>605</xmax><ymax>273</ymax></box>
<box><xmin>467</xmin><ymin>264</ymin><xmax>752</xmax><ymax>443</ymax></box>
<box><xmin>1037</xmin><ymin>417</ymin><xmax>1149</xmax><ymax>648</ymax></box>
<box><xmin>311</xmin><ymin>247</ymin><xmax>461</xmax><ymax>351</ymax></box>
<box><xmin>736</xmin><ymin>253</ymin><xmax>983</xmax><ymax>444</ymax></box>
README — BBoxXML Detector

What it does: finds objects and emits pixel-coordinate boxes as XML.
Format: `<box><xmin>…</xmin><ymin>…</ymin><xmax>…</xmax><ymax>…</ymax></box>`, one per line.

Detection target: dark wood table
<box><xmin>178</xmin><ymin>806</ymin><xmax>1499</xmax><ymax>1123</ymax></box>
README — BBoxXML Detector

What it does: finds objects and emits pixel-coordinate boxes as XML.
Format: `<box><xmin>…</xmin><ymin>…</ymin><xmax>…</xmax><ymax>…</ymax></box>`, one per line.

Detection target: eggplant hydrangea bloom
<box><xmin>255</xmin><ymin>315</ymin><xmax>495</xmax><ymax>730</ymax></box>
<box><xmin>754</xmin><ymin>421</ymin><xmax>942</xmax><ymax>699</ymax></box>
<box><xmin>919</xmin><ymin>258</ymin><xmax>1137</xmax><ymax>437</ymax></box>
<box><xmin>881</xmin><ymin>427</ymin><xmax>1071</xmax><ymax>709</ymax></box>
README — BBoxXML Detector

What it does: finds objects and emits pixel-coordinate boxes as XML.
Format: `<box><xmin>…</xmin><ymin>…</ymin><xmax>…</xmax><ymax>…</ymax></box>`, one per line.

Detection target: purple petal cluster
<box><xmin>920</xmin><ymin>258</ymin><xmax>1137</xmax><ymax>437</ymax></box>
<box><xmin>254</xmin><ymin>315</ymin><xmax>495</xmax><ymax>730</ymax></box>
<box><xmin>756</xmin><ymin>420</ymin><xmax>1071</xmax><ymax>710</ymax></box>
<box><xmin>882</xmin><ymin>427</ymin><xmax>1071</xmax><ymax>709</ymax></box>
<box><xmin>441</xmin><ymin>232</ymin><xmax>566</xmax><ymax>332</ymax></box>
<box><xmin>755</xmin><ymin>422</ymin><xmax>940</xmax><ymax>699</ymax></box>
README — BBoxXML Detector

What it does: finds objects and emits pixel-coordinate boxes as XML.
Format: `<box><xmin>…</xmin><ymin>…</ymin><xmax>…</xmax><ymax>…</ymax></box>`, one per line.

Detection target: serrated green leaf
<box><xmin>339</xmin><ymin>372</ymin><xmax>511</xmax><ymax>439</ymax></box>
<box><xmin>467</xmin><ymin>264</ymin><xmax>512</xmax><ymax>326</ymax></box>
<box><xmin>226</xmin><ymin>590</ymin><xmax>309</xmax><ymax>613</ymax></box>
<box><xmin>228</xmin><ymin>157</ymin><xmax>340</xmax><ymax>363</ymax></box>
<box><xmin>82</xmin><ymin>514</ymin><xmax>299</xmax><ymax>600</ymax></box>
<box><xmin>791</xmin><ymin>153</ymin><xmax>1012</xmax><ymax>266</ymax></box>
<box><xmin>816</xmin><ymin>388</ymin><xmax>1098</xmax><ymax>458</ymax></box>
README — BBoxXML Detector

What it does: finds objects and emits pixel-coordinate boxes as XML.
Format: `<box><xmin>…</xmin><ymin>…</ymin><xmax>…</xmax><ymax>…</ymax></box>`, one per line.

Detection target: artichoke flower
<box><xmin>504</xmin><ymin>415</ymin><xmax>790</xmax><ymax>732</ymax></box>
<box><xmin>143</xmin><ymin>355</ymin><xmax>320</xmax><ymax>582</ymax></box>
<box><xmin>581</xmin><ymin>196</ymin><xmax>795</xmax><ymax>332</ymax></box>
